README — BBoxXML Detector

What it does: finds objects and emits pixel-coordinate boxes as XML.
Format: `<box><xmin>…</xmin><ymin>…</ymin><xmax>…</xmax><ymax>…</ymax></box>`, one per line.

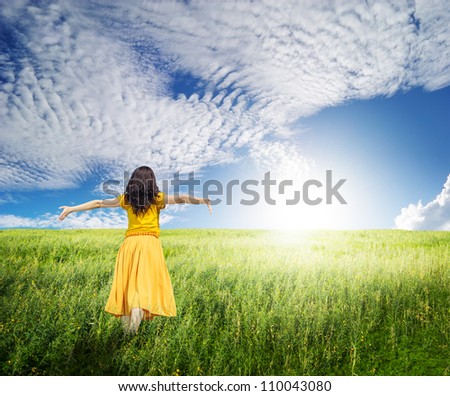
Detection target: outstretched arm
<box><xmin>165</xmin><ymin>194</ymin><xmax>212</xmax><ymax>214</ymax></box>
<box><xmin>59</xmin><ymin>197</ymin><xmax>120</xmax><ymax>221</ymax></box>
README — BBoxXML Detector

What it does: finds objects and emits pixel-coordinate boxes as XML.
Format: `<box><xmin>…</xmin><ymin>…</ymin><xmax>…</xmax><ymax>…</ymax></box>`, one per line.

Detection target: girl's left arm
<box><xmin>164</xmin><ymin>194</ymin><xmax>212</xmax><ymax>214</ymax></box>
<box><xmin>59</xmin><ymin>197</ymin><xmax>120</xmax><ymax>221</ymax></box>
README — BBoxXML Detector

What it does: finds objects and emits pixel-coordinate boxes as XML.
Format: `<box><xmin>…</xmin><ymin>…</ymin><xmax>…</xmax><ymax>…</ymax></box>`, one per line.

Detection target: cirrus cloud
<box><xmin>0</xmin><ymin>0</ymin><xmax>449</xmax><ymax>194</ymax></box>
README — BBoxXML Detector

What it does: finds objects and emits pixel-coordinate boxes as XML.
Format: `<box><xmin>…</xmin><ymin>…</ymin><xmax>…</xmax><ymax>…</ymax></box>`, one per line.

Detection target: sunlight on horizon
<box><xmin>246</xmin><ymin>186</ymin><xmax>354</xmax><ymax>231</ymax></box>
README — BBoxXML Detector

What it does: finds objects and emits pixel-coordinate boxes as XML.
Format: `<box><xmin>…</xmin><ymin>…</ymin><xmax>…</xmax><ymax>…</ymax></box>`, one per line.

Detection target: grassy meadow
<box><xmin>0</xmin><ymin>228</ymin><xmax>449</xmax><ymax>376</ymax></box>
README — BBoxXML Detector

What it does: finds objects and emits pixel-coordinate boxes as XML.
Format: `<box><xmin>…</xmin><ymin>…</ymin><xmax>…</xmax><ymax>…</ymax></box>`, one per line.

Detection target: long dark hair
<box><xmin>124</xmin><ymin>166</ymin><xmax>160</xmax><ymax>216</ymax></box>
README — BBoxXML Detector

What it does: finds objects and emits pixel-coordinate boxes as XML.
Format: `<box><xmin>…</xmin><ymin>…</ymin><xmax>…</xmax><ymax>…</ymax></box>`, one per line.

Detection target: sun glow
<box><xmin>225</xmin><ymin>161</ymin><xmax>359</xmax><ymax>231</ymax></box>
<box><xmin>254</xmin><ymin>203</ymin><xmax>347</xmax><ymax>230</ymax></box>
<box><xmin>245</xmin><ymin>161</ymin><xmax>360</xmax><ymax>231</ymax></box>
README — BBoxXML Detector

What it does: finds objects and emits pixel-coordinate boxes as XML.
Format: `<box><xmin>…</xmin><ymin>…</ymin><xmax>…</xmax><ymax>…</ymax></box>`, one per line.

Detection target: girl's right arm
<box><xmin>165</xmin><ymin>194</ymin><xmax>212</xmax><ymax>214</ymax></box>
<box><xmin>59</xmin><ymin>197</ymin><xmax>120</xmax><ymax>221</ymax></box>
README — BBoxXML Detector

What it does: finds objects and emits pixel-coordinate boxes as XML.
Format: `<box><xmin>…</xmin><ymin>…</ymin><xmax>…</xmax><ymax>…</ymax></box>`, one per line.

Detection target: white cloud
<box><xmin>128</xmin><ymin>0</ymin><xmax>449</xmax><ymax>117</ymax></box>
<box><xmin>0</xmin><ymin>210</ymin><xmax>126</xmax><ymax>229</ymax></box>
<box><xmin>415</xmin><ymin>0</ymin><xmax>450</xmax><ymax>90</ymax></box>
<box><xmin>0</xmin><ymin>1</ymin><xmax>270</xmax><ymax>191</ymax></box>
<box><xmin>248</xmin><ymin>140</ymin><xmax>313</xmax><ymax>180</ymax></box>
<box><xmin>0</xmin><ymin>208</ymin><xmax>174</xmax><ymax>229</ymax></box>
<box><xmin>1</xmin><ymin>0</ymin><xmax>449</xmax><ymax>192</ymax></box>
<box><xmin>394</xmin><ymin>174</ymin><xmax>450</xmax><ymax>230</ymax></box>
<box><xmin>0</xmin><ymin>193</ymin><xmax>19</xmax><ymax>205</ymax></box>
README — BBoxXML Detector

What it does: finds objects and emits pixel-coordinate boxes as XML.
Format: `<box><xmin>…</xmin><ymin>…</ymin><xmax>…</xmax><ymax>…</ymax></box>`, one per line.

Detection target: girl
<box><xmin>59</xmin><ymin>166</ymin><xmax>212</xmax><ymax>334</ymax></box>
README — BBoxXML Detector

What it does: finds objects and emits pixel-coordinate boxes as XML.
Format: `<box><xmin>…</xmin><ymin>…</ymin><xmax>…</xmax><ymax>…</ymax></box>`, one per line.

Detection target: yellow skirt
<box><xmin>105</xmin><ymin>234</ymin><xmax>176</xmax><ymax>320</ymax></box>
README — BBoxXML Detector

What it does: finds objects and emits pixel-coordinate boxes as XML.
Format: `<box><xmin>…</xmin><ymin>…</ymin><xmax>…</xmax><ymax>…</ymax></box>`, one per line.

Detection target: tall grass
<box><xmin>1</xmin><ymin>229</ymin><xmax>449</xmax><ymax>375</ymax></box>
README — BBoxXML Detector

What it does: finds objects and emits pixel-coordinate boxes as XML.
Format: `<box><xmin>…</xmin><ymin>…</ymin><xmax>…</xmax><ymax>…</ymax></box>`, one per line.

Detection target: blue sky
<box><xmin>0</xmin><ymin>0</ymin><xmax>449</xmax><ymax>231</ymax></box>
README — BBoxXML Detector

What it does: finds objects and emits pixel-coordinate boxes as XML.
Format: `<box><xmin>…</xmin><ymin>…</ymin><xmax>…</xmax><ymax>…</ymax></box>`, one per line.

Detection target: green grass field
<box><xmin>0</xmin><ymin>229</ymin><xmax>449</xmax><ymax>376</ymax></box>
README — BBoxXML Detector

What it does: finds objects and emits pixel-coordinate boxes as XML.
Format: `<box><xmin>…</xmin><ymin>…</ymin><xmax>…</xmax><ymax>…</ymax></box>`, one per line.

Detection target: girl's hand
<box><xmin>58</xmin><ymin>206</ymin><xmax>72</xmax><ymax>221</ymax></box>
<box><xmin>205</xmin><ymin>199</ymin><xmax>212</xmax><ymax>214</ymax></box>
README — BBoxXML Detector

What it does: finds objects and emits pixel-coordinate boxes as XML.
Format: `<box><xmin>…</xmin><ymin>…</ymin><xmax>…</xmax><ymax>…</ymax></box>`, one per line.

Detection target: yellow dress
<box><xmin>105</xmin><ymin>192</ymin><xmax>176</xmax><ymax>320</ymax></box>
